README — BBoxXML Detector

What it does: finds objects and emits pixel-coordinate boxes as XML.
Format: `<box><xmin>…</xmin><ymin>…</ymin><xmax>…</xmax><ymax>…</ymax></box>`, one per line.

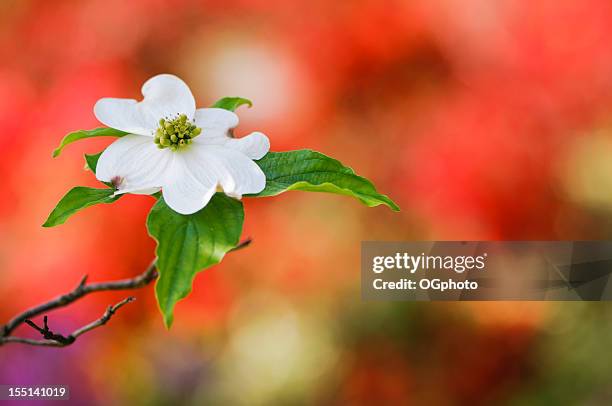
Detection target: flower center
<box><xmin>154</xmin><ymin>114</ymin><xmax>202</xmax><ymax>150</ymax></box>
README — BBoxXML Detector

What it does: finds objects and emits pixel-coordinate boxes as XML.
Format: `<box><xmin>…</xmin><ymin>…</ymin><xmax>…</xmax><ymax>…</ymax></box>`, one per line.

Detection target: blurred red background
<box><xmin>2</xmin><ymin>0</ymin><xmax>612</xmax><ymax>404</ymax></box>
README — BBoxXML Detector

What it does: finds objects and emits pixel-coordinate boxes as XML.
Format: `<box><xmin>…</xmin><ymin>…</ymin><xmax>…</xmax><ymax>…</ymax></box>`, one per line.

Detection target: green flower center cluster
<box><xmin>154</xmin><ymin>114</ymin><xmax>202</xmax><ymax>150</ymax></box>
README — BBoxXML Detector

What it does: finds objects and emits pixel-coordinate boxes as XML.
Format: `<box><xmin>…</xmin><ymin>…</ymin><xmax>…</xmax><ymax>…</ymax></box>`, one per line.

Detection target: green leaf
<box><xmin>84</xmin><ymin>152</ymin><xmax>103</xmax><ymax>174</ymax></box>
<box><xmin>43</xmin><ymin>187</ymin><xmax>120</xmax><ymax>227</ymax></box>
<box><xmin>147</xmin><ymin>194</ymin><xmax>244</xmax><ymax>328</ymax></box>
<box><xmin>250</xmin><ymin>150</ymin><xmax>400</xmax><ymax>211</ymax></box>
<box><xmin>53</xmin><ymin>127</ymin><xmax>128</xmax><ymax>157</ymax></box>
<box><xmin>84</xmin><ymin>151</ymin><xmax>115</xmax><ymax>188</ymax></box>
<box><xmin>211</xmin><ymin>97</ymin><xmax>252</xmax><ymax>112</ymax></box>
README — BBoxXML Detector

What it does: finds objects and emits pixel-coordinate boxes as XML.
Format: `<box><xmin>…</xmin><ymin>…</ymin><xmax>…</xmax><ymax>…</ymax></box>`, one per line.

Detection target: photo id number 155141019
<box><xmin>0</xmin><ymin>385</ymin><xmax>69</xmax><ymax>400</ymax></box>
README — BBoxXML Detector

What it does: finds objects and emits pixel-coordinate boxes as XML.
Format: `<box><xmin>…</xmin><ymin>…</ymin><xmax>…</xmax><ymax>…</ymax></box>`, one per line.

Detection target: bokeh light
<box><xmin>2</xmin><ymin>0</ymin><xmax>612</xmax><ymax>404</ymax></box>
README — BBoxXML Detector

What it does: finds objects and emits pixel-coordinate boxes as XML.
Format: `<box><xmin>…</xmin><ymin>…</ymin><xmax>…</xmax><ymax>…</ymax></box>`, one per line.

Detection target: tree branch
<box><xmin>2</xmin><ymin>297</ymin><xmax>135</xmax><ymax>347</ymax></box>
<box><xmin>3</xmin><ymin>296</ymin><xmax>136</xmax><ymax>347</ymax></box>
<box><xmin>1</xmin><ymin>260</ymin><xmax>157</xmax><ymax>341</ymax></box>
<box><xmin>229</xmin><ymin>237</ymin><xmax>251</xmax><ymax>252</ymax></box>
<box><xmin>0</xmin><ymin>238</ymin><xmax>252</xmax><ymax>347</ymax></box>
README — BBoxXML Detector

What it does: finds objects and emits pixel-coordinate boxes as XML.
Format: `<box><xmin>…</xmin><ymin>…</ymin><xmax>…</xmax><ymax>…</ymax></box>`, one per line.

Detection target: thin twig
<box><xmin>71</xmin><ymin>296</ymin><xmax>134</xmax><ymax>338</ymax></box>
<box><xmin>229</xmin><ymin>237</ymin><xmax>252</xmax><ymax>252</ymax></box>
<box><xmin>0</xmin><ymin>337</ymin><xmax>63</xmax><ymax>347</ymax></box>
<box><xmin>2</xmin><ymin>297</ymin><xmax>135</xmax><ymax>347</ymax></box>
<box><xmin>0</xmin><ymin>238</ymin><xmax>252</xmax><ymax>347</ymax></box>
<box><xmin>1</xmin><ymin>260</ymin><xmax>158</xmax><ymax>339</ymax></box>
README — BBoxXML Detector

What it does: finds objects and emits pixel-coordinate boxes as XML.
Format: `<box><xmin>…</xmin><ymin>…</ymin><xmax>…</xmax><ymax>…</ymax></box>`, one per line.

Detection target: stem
<box><xmin>0</xmin><ymin>238</ymin><xmax>251</xmax><ymax>347</ymax></box>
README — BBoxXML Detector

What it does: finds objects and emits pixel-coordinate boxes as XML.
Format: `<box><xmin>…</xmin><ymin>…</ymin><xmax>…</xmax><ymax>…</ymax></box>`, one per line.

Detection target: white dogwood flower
<box><xmin>93</xmin><ymin>74</ymin><xmax>270</xmax><ymax>214</ymax></box>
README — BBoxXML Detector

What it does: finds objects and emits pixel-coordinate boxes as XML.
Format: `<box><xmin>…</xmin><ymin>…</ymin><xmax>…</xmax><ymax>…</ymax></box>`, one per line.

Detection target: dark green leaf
<box><xmin>84</xmin><ymin>152</ymin><xmax>103</xmax><ymax>174</ymax></box>
<box><xmin>43</xmin><ymin>187</ymin><xmax>120</xmax><ymax>227</ymax></box>
<box><xmin>53</xmin><ymin>127</ymin><xmax>128</xmax><ymax>157</ymax></box>
<box><xmin>147</xmin><ymin>194</ymin><xmax>244</xmax><ymax>328</ymax></box>
<box><xmin>211</xmin><ymin>97</ymin><xmax>252</xmax><ymax>112</ymax></box>
<box><xmin>250</xmin><ymin>150</ymin><xmax>400</xmax><ymax>211</ymax></box>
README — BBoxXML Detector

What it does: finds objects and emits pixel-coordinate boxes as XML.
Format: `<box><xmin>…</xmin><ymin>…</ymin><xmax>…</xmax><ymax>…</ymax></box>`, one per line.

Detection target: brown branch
<box><xmin>0</xmin><ymin>238</ymin><xmax>252</xmax><ymax>347</ymax></box>
<box><xmin>0</xmin><ymin>261</ymin><xmax>154</xmax><ymax>348</ymax></box>
<box><xmin>2</xmin><ymin>297</ymin><xmax>135</xmax><ymax>347</ymax></box>
<box><xmin>229</xmin><ymin>237</ymin><xmax>252</xmax><ymax>252</ymax></box>
<box><xmin>1</xmin><ymin>260</ymin><xmax>157</xmax><ymax>340</ymax></box>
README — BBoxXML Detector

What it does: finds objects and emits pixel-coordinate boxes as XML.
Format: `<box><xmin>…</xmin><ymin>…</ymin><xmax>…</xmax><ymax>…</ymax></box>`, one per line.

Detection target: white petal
<box><xmin>185</xmin><ymin>144</ymin><xmax>266</xmax><ymax>199</ymax></box>
<box><xmin>227</xmin><ymin>131</ymin><xmax>270</xmax><ymax>159</ymax></box>
<box><xmin>193</xmin><ymin>108</ymin><xmax>270</xmax><ymax>159</ymax></box>
<box><xmin>197</xmin><ymin>131</ymin><xmax>270</xmax><ymax>160</ymax></box>
<box><xmin>96</xmin><ymin>134</ymin><xmax>173</xmax><ymax>193</ymax></box>
<box><xmin>193</xmin><ymin>108</ymin><xmax>239</xmax><ymax>139</ymax></box>
<box><xmin>94</xmin><ymin>74</ymin><xmax>196</xmax><ymax>136</ymax></box>
<box><xmin>114</xmin><ymin>187</ymin><xmax>161</xmax><ymax>196</ymax></box>
<box><xmin>162</xmin><ymin>154</ymin><xmax>217</xmax><ymax>215</ymax></box>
